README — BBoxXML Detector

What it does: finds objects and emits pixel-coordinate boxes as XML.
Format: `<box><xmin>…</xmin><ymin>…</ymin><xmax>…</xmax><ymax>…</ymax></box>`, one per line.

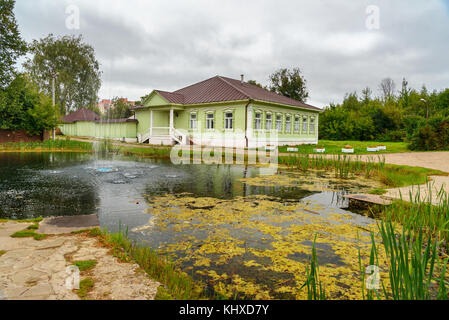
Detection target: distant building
<box><xmin>98</xmin><ymin>99</ymin><xmax>112</xmax><ymax>114</ymax></box>
<box><xmin>98</xmin><ymin>98</ymin><xmax>136</xmax><ymax>114</ymax></box>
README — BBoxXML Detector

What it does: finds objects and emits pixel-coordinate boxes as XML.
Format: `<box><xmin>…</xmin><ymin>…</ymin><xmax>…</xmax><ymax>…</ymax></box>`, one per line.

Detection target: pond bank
<box><xmin>0</xmin><ymin>220</ymin><xmax>160</xmax><ymax>300</ymax></box>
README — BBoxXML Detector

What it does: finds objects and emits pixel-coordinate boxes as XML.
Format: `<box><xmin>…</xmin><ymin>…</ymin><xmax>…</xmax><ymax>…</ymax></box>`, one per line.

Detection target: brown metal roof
<box><xmin>143</xmin><ymin>76</ymin><xmax>320</xmax><ymax>111</ymax></box>
<box><xmin>154</xmin><ymin>90</ymin><xmax>185</xmax><ymax>104</ymax></box>
<box><xmin>61</xmin><ymin>108</ymin><xmax>101</xmax><ymax>123</ymax></box>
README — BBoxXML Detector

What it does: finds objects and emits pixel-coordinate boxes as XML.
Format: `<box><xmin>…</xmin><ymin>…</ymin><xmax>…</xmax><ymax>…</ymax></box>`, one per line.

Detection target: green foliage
<box><xmin>73</xmin><ymin>260</ymin><xmax>97</xmax><ymax>272</ymax></box>
<box><xmin>409</xmin><ymin>115</ymin><xmax>449</xmax><ymax>151</ymax></box>
<box><xmin>268</xmin><ymin>68</ymin><xmax>309</xmax><ymax>103</ymax></box>
<box><xmin>10</xmin><ymin>229</ymin><xmax>47</xmax><ymax>240</ymax></box>
<box><xmin>319</xmin><ymin>78</ymin><xmax>449</xmax><ymax>149</ymax></box>
<box><xmin>0</xmin><ymin>0</ymin><xmax>27</xmax><ymax>88</ymax></box>
<box><xmin>104</xmin><ymin>97</ymin><xmax>133</xmax><ymax>119</ymax></box>
<box><xmin>76</xmin><ymin>278</ymin><xmax>94</xmax><ymax>299</ymax></box>
<box><xmin>371</xmin><ymin>221</ymin><xmax>448</xmax><ymax>300</ymax></box>
<box><xmin>247</xmin><ymin>80</ymin><xmax>264</xmax><ymax>88</ymax></box>
<box><xmin>100</xmin><ymin>226</ymin><xmax>203</xmax><ymax>300</ymax></box>
<box><xmin>300</xmin><ymin>235</ymin><xmax>326</xmax><ymax>300</ymax></box>
<box><xmin>24</xmin><ymin>34</ymin><xmax>101</xmax><ymax>115</ymax></box>
<box><xmin>0</xmin><ymin>139</ymin><xmax>93</xmax><ymax>151</ymax></box>
<box><xmin>0</xmin><ymin>74</ymin><xmax>58</xmax><ymax>134</ymax></box>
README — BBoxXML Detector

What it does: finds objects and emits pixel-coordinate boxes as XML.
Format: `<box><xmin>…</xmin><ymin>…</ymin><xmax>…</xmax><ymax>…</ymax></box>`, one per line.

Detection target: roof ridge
<box><xmin>173</xmin><ymin>75</ymin><xmax>221</xmax><ymax>93</ymax></box>
<box><xmin>216</xmin><ymin>76</ymin><xmax>252</xmax><ymax>99</ymax></box>
<box><xmin>220</xmin><ymin>76</ymin><xmax>321</xmax><ymax>111</ymax></box>
<box><xmin>154</xmin><ymin>89</ymin><xmax>183</xmax><ymax>96</ymax></box>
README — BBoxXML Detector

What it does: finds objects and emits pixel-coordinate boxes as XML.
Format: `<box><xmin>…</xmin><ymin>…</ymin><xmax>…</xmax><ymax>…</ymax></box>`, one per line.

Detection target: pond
<box><xmin>0</xmin><ymin>152</ymin><xmax>383</xmax><ymax>299</ymax></box>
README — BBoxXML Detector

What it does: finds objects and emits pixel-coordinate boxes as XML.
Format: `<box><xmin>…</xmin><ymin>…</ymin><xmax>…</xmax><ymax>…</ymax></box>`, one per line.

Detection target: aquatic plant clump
<box><xmin>138</xmin><ymin>193</ymin><xmax>390</xmax><ymax>300</ymax></box>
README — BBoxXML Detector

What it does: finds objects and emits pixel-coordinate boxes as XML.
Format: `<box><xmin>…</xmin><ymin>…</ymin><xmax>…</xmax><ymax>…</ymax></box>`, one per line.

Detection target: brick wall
<box><xmin>0</xmin><ymin>129</ymin><xmax>50</xmax><ymax>143</ymax></box>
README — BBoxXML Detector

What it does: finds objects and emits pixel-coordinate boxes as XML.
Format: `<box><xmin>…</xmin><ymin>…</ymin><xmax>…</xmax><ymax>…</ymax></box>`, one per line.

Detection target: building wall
<box><xmin>60</xmin><ymin>121</ymin><xmax>137</xmax><ymax>139</ymax></box>
<box><xmin>135</xmin><ymin>99</ymin><xmax>319</xmax><ymax>147</ymax></box>
<box><xmin>248</xmin><ymin>103</ymin><xmax>319</xmax><ymax>147</ymax></box>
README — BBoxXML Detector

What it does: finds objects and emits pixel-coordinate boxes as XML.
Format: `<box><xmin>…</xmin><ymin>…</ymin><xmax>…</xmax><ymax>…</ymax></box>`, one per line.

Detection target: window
<box><xmin>190</xmin><ymin>113</ymin><xmax>197</xmax><ymax>130</ymax></box>
<box><xmin>276</xmin><ymin>114</ymin><xmax>282</xmax><ymax>132</ymax></box>
<box><xmin>310</xmin><ymin>117</ymin><xmax>315</xmax><ymax>134</ymax></box>
<box><xmin>285</xmin><ymin>115</ymin><xmax>291</xmax><ymax>133</ymax></box>
<box><xmin>294</xmin><ymin>116</ymin><xmax>300</xmax><ymax>132</ymax></box>
<box><xmin>224</xmin><ymin>112</ymin><xmax>233</xmax><ymax>130</ymax></box>
<box><xmin>254</xmin><ymin>112</ymin><xmax>262</xmax><ymax>130</ymax></box>
<box><xmin>266</xmin><ymin>113</ymin><xmax>272</xmax><ymax>130</ymax></box>
<box><xmin>206</xmin><ymin>112</ymin><xmax>214</xmax><ymax>130</ymax></box>
<box><xmin>302</xmin><ymin>117</ymin><xmax>308</xmax><ymax>133</ymax></box>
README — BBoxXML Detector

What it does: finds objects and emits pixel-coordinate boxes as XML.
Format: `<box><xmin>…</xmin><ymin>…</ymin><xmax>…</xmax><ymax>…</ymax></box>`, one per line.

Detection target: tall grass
<box><xmin>99</xmin><ymin>226</ymin><xmax>202</xmax><ymax>300</ymax></box>
<box><xmin>370</xmin><ymin>221</ymin><xmax>448</xmax><ymax>300</ymax></box>
<box><xmin>300</xmin><ymin>235</ymin><xmax>326</xmax><ymax>300</ymax></box>
<box><xmin>0</xmin><ymin>138</ymin><xmax>93</xmax><ymax>151</ymax></box>
<box><xmin>120</xmin><ymin>146</ymin><xmax>172</xmax><ymax>158</ymax></box>
<box><xmin>278</xmin><ymin>154</ymin><xmax>444</xmax><ymax>188</ymax></box>
<box><xmin>381</xmin><ymin>185</ymin><xmax>449</xmax><ymax>252</ymax></box>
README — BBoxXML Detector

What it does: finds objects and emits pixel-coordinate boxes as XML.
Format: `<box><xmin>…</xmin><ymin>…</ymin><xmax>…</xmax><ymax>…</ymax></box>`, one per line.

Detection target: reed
<box><xmin>278</xmin><ymin>154</ymin><xmax>444</xmax><ymax>188</ymax></box>
<box><xmin>98</xmin><ymin>226</ymin><xmax>202</xmax><ymax>300</ymax></box>
<box><xmin>369</xmin><ymin>221</ymin><xmax>449</xmax><ymax>300</ymax></box>
<box><xmin>299</xmin><ymin>235</ymin><xmax>326</xmax><ymax>300</ymax></box>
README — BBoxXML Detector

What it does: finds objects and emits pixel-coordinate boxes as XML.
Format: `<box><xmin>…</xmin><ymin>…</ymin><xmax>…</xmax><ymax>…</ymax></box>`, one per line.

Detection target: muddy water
<box><xmin>0</xmin><ymin>152</ymin><xmax>385</xmax><ymax>299</ymax></box>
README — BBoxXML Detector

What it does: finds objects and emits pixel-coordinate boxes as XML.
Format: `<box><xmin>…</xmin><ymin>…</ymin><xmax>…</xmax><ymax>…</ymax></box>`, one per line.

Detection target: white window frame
<box><xmin>310</xmin><ymin>117</ymin><xmax>315</xmax><ymax>134</ymax></box>
<box><xmin>224</xmin><ymin>111</ymin><xmax>234</xmax><ymax>130</ymax></box>
<box><xmin>254</xmin><ymin>111</ymin><xmax>262</xmax><ymax>130</ymax></box>
<box><xmin>190</xmin><ymin>112</ymin><xmax>197</xmax><ymax>130</ymax></box>
<box><xmin>294</xmin><ymin>115</ymin><xmax>300</xmax><ymax>133</ymax></box>
<box><xmin>302</xmin><ymin>116</ymin><xmax>308</xmax><ymax>134</ymax></box>
<box><xmin>285</xmin><ymin>114</ymin><xmax>292</xmax><ymax>133</ymax></box>
<box><xmin>206</xmin><ymin>112</ymin><xmax>214</xmax><ymax>130</ymax></box>
<box><xmin>276</xmin><ymin>114</ymin><xmax>283</xmax><ymax>132</ymax></box>
<box><xmin>265</xmin><ymin>112</ymin><xmax>272</xmax><ymax>131</ymax></box>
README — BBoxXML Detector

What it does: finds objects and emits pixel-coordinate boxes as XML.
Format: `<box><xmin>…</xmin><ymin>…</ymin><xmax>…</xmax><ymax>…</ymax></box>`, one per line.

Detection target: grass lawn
<box><xmin>278</xmin><ymin>140</ymin><xmax>410</xmax><ymax>155</ymax></box>
<box><xmin>0</xmin><ymin>139</ymin><xmax>93</xmax><ymax>152</ymax></box>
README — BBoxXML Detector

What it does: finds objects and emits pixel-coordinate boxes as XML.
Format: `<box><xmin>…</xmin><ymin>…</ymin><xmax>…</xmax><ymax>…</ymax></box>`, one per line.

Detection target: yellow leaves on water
<box><xmin>142</xmin><ymin>192</ymin><xmax>388</xmax><ymax>300</ymax></box>
<box><xmin>238</xmin><ymin>170</ymin><xmax>383</xmax><ymax>193</ymax></box>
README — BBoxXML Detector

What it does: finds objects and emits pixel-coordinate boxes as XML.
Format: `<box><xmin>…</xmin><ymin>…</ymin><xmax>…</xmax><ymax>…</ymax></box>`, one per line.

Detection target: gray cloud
<box><xmin>14</xmin><ymin>0</ymin><xmax>449</xmax><ymax>107</ymax></box>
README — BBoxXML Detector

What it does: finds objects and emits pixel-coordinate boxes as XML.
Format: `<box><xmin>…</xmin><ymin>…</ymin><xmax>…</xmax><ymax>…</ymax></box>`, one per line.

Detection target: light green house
<box><xmin>132</xmin><ymin>75</ymin><xmax>322</xmax><ymax>148</ymax></box>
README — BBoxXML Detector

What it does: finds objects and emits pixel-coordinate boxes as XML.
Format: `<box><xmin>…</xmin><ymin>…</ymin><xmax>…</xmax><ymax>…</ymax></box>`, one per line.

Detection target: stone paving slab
<box><xmin>37</xmin><ymin>214</ymin><xmax>100</xmax><ymax>235</ymax></box>
<box><xmin>0</xmin><ymin>221</ymin><xmax>160</xmax><ymax>300</ymax></box>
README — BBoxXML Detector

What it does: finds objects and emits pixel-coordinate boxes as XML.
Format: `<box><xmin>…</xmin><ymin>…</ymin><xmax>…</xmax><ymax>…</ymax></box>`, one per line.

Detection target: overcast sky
<box><xmin>14</xmin><ymin>0</ymin><xmax>449</xmax><ymax>108</ymax></box>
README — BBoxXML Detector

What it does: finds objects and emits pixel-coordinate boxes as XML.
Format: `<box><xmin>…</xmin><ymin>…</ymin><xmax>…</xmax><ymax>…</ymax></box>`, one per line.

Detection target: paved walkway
<box><xmin>0</xmin><ymin>221</ymin><xmax>160</xmax><ymax>300</ymax></box>
<box><xmin>379</xmin><ymin>153</ymin><xmax>449</xmax><ymax>205</ymax></box>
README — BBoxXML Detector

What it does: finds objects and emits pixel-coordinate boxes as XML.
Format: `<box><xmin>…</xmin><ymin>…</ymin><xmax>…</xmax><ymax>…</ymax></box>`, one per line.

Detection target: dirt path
<box><xmin>0</xmin><ymin>221</ymin><xmax>160</xmax><ymax>300</ymax></box>
<box><xmin>346</xmin><ymin>152</ymin><xmax>449</xmax><ymax>204</ymax></box>
<box><xmin>376</xmin><ymin>152</ymin><xmax>449</xmax><ymax>204</ymax></box>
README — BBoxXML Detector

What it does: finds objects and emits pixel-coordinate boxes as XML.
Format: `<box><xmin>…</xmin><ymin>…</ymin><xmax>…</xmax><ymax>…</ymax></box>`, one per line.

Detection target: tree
<box><xmin>0</xmin><ymin>0</ymin><xmax>27</xmax><ymax>88</ymax></box>
<box><xmin>399</xmin><ymin>77</ymin><xmax>411</xmax><ymax>107</ymax></box>
<box><xmin>247</xmin><ymin>80</ymin><xmax>263</xmax><ymax>88</ymax></box>
<box><xmin>268</xmin><ymin>68</ymin><xmax>309</xmax><ymax>102</ymax></box>
<box><xmin>105</xmin><ymin>97</ymin><xmax>133</xmax><ymax>119</ymax></box>
<box><xmin>0</xmin><ymin>74</ymin><xmax>58</xmax><ymax>134</ymax></box>
<box><xmin>361</xmin><ymin>87</ymin><xmax>372</xmax><ymax>104</ymax></box>
<box><xmin>379</xmin><ymin>78</ymin><xmax>396</xmax><ymax>102</ymax></box>
<box><xmin>24</xmin><ymin>34</ymin><xmax>102</xmax><ymax>115</ymax></box>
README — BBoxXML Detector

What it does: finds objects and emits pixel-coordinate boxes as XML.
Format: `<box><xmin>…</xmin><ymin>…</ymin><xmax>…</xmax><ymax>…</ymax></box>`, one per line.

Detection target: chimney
<box><xmin>240</xmin><ymin>74</ymin><xmax>244</xmax><ymax>84</ymax></box>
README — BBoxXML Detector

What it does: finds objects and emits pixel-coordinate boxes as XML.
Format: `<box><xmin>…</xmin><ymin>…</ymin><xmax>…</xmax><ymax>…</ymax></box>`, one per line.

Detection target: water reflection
<box><xmin>0</xmin><ymin>152</ymin><xmax>356</xmax><ymax>226</ymax></box>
